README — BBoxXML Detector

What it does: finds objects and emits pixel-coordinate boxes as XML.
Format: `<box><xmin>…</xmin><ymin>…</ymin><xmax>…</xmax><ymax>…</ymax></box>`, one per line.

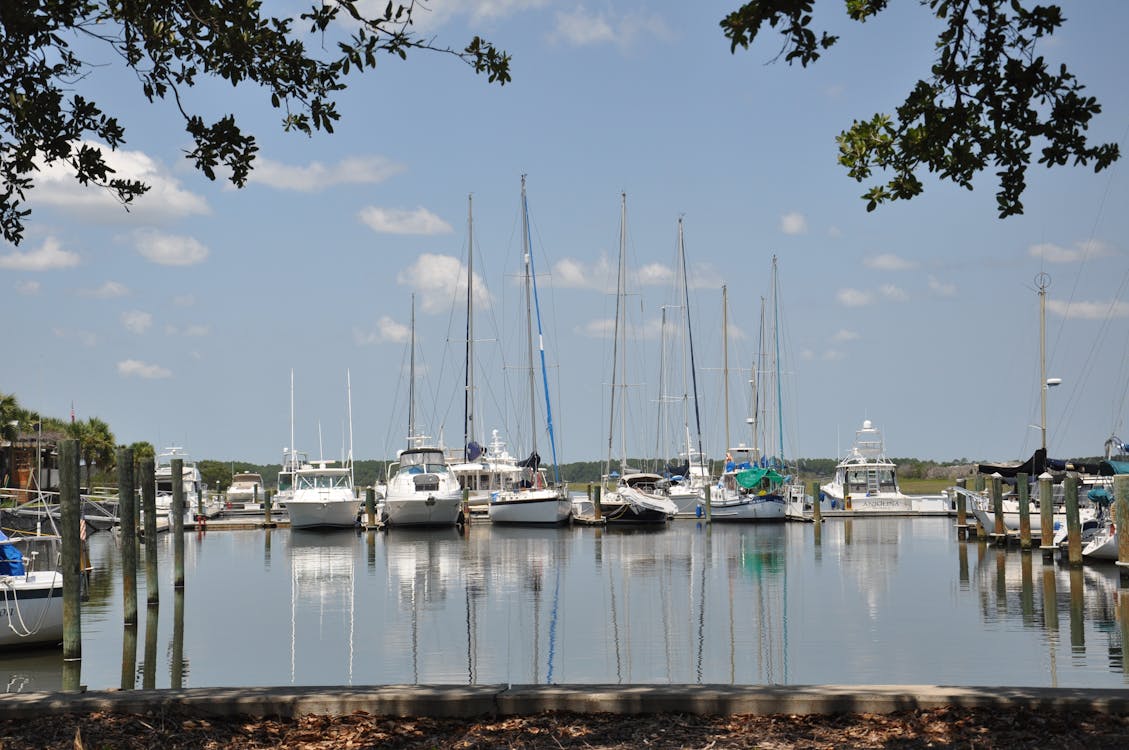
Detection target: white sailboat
<box><xmin>600</xmin><ymin>193</ymin><xmax>678</xmax><ymax>524</ymax></box>
<box><xmin>382</xmin><ymin>296</ymin><xmax>464</xmax><ymax>527</ymax></box>
<box><xmin>488</xmin><ymin>176</ymin><xmax>571</xmax><ymax>525</ymax></box>
<box><xmin>284</xmin><ymin>371</ymin><xmax>361</xmax><ymax>529</ymax></box>
<box><xmin>0</xmin><ymin>529</ymin><xmax>62</xmax><ymax>650</ymax></box>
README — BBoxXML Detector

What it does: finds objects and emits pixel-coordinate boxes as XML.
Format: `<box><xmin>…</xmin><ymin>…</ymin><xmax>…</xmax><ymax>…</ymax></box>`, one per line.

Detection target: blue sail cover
<box><xmin>0</xmin><ymin>530</ymin><xmax>26</xmax><ymax>576</ymax></box>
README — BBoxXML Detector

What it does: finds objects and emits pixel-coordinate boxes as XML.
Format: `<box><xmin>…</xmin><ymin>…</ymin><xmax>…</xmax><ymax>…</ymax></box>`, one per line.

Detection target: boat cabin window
<box><xmin>400</xmin><ymin>451</ymin><xmax>447</xmax><ymax>475</ymax></box>
<box><xmin>297</xmin><ymin>473</ymin><xmax>351</xmax><ymax>489</ymax></box>
<box><xmin>156</xmin><ymin>480</ymin><xmax>173</xmax><ymax>494</ymax></box>
<box><xmin>278</xmin><ymin>473</ymin><xmax>293</xmax><ymax>492</ymax></box>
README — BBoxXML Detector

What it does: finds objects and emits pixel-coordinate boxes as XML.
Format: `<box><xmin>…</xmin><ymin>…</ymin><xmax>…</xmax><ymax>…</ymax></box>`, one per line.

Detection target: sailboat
<box><xmin>488</xmin><ymin>176</ymin><xmax>571</xmax><ymax>525</ymax></box>
<box><xmin>284</xmin><ymin>371</ymin><xmax>361</xmax><ymax>529</ymax></box>
<box><xmin>711</xmin><ymin>258</ymin><xmax>794</xmax><ymax>521</ymax></box>
<box><xmin>600</xmin><ymin>193</ymin><xmax>679</xmax><ymax>524</ymax></box>
<box><xmin>382</xmin><ymin>295</ymin><xmax>464</xmax><ymax>527</ymax></box>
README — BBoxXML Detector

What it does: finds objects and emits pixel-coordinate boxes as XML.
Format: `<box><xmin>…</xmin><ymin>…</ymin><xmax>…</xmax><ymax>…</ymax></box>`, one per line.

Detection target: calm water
<box><xmin>4</xmin><ymin>517</ymin><xmax>1128</xmax><ymax>692</ymax></box>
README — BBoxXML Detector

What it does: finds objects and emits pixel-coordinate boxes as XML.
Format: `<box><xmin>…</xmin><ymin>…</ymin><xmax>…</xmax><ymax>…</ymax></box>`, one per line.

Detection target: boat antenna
<box><xmin>318</xmin><ymin>421</ymin><xmax>324</xmax><ymax>462</ymax></box>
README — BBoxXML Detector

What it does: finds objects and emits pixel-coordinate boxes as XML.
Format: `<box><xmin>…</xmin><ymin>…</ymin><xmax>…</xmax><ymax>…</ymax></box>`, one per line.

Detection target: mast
<box><xmin>722</xmin><ymin>284</ymin><xmax>730</xmax><ymax>452</ymax></box>
<box><xmin>464</xmin><ymin>194</ymin><xmax>475</xmax><ymax>461</ymax></box>
<box><xmin>522</xmin><ymin>176</ymin><xmax>562</xmax><ymax>485</ymax></box>
<box><xmin>605</xmin><ymin>193</ymin><xmax>628</xmax><ymax>483</ymax></box>
<box><xmin>289</xmin><ymin>368</ymin><xmax>295</xmax><ymax>467</ymax></box>
<box><xmin>677</xmin><ymin>217</ymin><xmax>706</xmax><ymax>479</ymax></box>
<box><xmin>772</xmin><ymin>255</ymin><xmax>784</xmax><ymax>465</ymax></box>
<box><xmin>655</xmin><ymin>305</ymin><xmax>669</xmax><ymax>472</ymax></box>
<box><xmin>1037</xmin><ymin>272</ymin><xmax>1051</xmax><ymax>474</ymax></box>
<box><xmin>408</xmin><ymin>293</ymin><xmax>416</xmax><ymax>445</ymax></box>
<box><xmin>346</xmin><ymin>369</ymin><xmax>354</xmax><ymax>475</ymax></box>
<box><xmin>751</xmin><ymin>295</ymin><xmax>766</xmax><ymax>460</ymax></box>
<box><xmin>521</xmin><ymin>176</ymin><xmax>538</xmax><ymax>459</ymax></box>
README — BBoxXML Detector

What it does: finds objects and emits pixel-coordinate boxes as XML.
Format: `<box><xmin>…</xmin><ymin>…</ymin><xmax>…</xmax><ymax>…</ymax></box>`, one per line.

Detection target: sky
<box><xmin>3</xmin><ymin>1</ymin><xmax>1129</xmax><ymax>468</ymax></box>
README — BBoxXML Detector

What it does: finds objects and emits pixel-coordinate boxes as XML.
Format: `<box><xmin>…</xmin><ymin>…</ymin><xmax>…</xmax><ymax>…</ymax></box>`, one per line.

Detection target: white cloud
<box><xmin>577</xmin><ymin>318</ymin><xmax>615</xmax><ymax>338</ymax></box>
<box><xmin>864</xmin><ymin>253</ymin><xmax>916</xmax><ymax>271</ymax></box>
<box><xmin>836</xmin><ymin>288</ymin><xmax>873</xmax><ymax>307</ymax></box>
<box><xmin>1029</xmin><ymin>240</ymin><xmax>1113</xmax><ymax>264</ymax></box>
<box><xmin>832</xmin><ymin>329</ymin><xmax>859</xmax><ymax>342</ymax></box>
<box><xmin>552</xmin><ymin>256</ymin><xmax>614</xmax><ymax>290</ymax></box>
<box><xmin>53</xmin><ymin>328</ymin><xmax>98</xmax><ymax>347</ymax></box>
<box><xmin>395</xmin><ymin>253</ymin><xmax>492</xmax><ymax>314</ymax></box>
<box><xmin>822</xmin><ymin>349</ymin><xmax>846</xmax><ymax>361</ymax></box>
<box><xmin>0</xmin><ymin>237</ymin><xmax>80</xmax><ymax>271</ymax></box>
<box><xmin>249</xmin><ymin>155</ymin><xmax>405</xmax><ymax>191</ymax></box>
<box><xmin>780</xmin><ymin>212</ymin><xmax>807</xmax><ymax>235</ymax></box>
<box><xmin>117</xmin><ymin>359</ymin><xmax>171</xmax><ymax>379</ymax></box>
<box><xmin>164</xmin><ymin>324</ymin><xmax>209</xmax><ymax>337</ymax></box>
<box><xmin>1047</xmin><ymin>299</ymin><xmax>1129</xmax><ymax>320</ymax></box>
<box><xmin>83</xmin><ymin>280</ymin><xmax>129</xmax><ymax>298</ymax></box>
<box><xmin>134</xmin><ymin>230</ymin><xmax>209</xmax><ymax>266</ymax></box>
<box><xmin>635</xmin><ymin>262</ymin><xmax>674</xmax><ymax>287</ymax></box>
<box><xmin>16</xmin><ymin>280</ymin><xmax>40</xmax><ymax>295</ymax></box>
<box><xmin>354</xmin><ymin>315</ymin><xmax>411</xmax><ymax>345</ymax></box>
<box><xmin>35</xmin><ymin>141</ymin><xmax>208</xmax><ymax>221</ymax></box>
<box><xmin>359</xmin><ymin>206</ymin><xmax>452</xmax><ymax>235</ymax></box>
<box><xmin>121</xmin><ymin>310</ymin><xmax>153</xmax><ymax>334</ymax></box>
<box><xmin>551</xmin><ymin>7</ymin><xmax>671</xmax><ymax>49</ymax></box>
<box><xmin>174</xmin><ymin>295</ymin><xmax>195</xmax><ymax>307</ymax></box>
<box><xmin>928</xmin><ymin>276</ymin><xmax>957</xmax><ymax>296</ymax></box>
<box><xmin>881</xmin><ymin>284</ymin><xmax>909</xmax><ymax>302</ymax></box>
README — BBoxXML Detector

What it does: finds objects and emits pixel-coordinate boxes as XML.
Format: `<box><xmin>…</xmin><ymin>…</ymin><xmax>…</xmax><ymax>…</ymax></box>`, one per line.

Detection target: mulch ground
<box><xmin>1</xmin><ymin>706</ymin><xmax>1127</xmax><ymax>749</ymax></box>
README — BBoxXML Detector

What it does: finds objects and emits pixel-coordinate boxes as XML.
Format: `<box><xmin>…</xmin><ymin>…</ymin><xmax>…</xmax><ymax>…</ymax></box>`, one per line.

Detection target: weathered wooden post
<box><xmin>1020</xmin><ymin>548</ymin><xmax>1035</xmax><ymax>622</ymax></box>
<box><xmin>990</xmin><ymin>473</ymin><xmax>1006</xmax><ymax>545</ymax></box>
<box><xmin>957</xmin><ymin>540</ymin><xmax>969</xmax><ymax>587</ymax></box>
<box><xmin>172</xmin><ymin>590</ymin><xmax>185</xmax><ymax>689</ymax></box>
<box><xmin>462</xmin><ymin>488</ymin><xmax>471</xmax><ymax>526</ymax></box>
<box><xmin>264</xmin><ymin>488</ymin><xmax>274</xmax><ymax>526</ymax></box>
<box><xmin>117</xmin><ymin>447</ymin><xmax>137</xmax><ymax>626</ymax></box>
<box><xmin>704</xmin><ymin>484</ymin><xmax>712</xmax><ymax>522</ymax></box>
<box><xmin>141</xmin><ymin>457</ymin><xmax>158</xmax><ymax>605</ymax></box>
<box><xmin>593</xmin><ymin>484</ymin><xmax>603</xmax><ymax>521</ymax></box>
<box><xmin>366</xmin><ymin>487</ymin><xmax>376</xmax><ymax>528</ymax></box>
<box><xmin>810</xmin><ymin>480</ymin><xmax>822</xmax><ymax>523</ymax></box>
<box><xmin>1042</xmin><ymin>564</ymin><xmax>1059</xmax><ymax>634</ymax></box>
<box><xmin>1038</xmin><ymin>471</ymin><xmax>1055</xmax><ymax>562</ymax></box>
<box><xmin>1065</xmin><ymin>473</ymin><xmax>1081</xmax><ymax>566</ymax></box>
<box><xmin>1115</xmin><ymin>475</ymin><xmax>1129</xmax><ymax>588</ymax></box>
<box><xmin>1017</xmin><ymin>472</ymin><xmax>1032</xmax><ymax>550</ymax></box>
<box><xmin>59</xmin><ymin>439</ymin><xmax>82</xmax><ymax>673</ymax></box>
<box><xmin>1068</xmin><ymin>565</ymin><xmax>1085</xmax><ymax>652</ymax></box>
<box><xmin>955</xmin><ymin>477</ymin><xmax>967</xmax><ymax>540</ymax></box>
<box><xmin>196</xmin><ymin>486</ymin><xmax>203</xmax><ymax>522</ymax></box>
<box><xmin>171</xmin><ymin>457</ymin><xmax>185</xmax><ymax>589</ymax></box>
<box><xmin>119</xmin><ymin>620</ymin><xmax>138</xmax><ymax>690</ymax></box>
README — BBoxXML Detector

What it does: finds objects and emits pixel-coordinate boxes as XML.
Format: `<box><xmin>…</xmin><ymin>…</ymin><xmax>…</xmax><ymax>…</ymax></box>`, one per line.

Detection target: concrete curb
<box><xmin>2</xmin><ymin>684</ymin><xmax>1128</xmax><ymax>719</ymax></box>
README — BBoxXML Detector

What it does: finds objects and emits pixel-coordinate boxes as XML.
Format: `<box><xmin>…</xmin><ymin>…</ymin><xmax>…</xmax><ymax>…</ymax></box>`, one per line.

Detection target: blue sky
<box><xmin>3</xmin><ymin>1</ymin><xmax>1128</xmax><ymax>467</ymax></box>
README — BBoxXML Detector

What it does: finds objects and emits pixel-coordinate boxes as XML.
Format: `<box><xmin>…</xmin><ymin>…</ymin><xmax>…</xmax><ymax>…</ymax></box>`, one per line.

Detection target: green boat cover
<box><xmin>735</xmin><ymin>468</ymin><xmax>784</xmax><ymax>489</ymax></box>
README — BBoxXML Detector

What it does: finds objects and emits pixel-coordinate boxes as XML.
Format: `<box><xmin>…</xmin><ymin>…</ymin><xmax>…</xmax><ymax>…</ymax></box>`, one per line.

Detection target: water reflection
<box><xmin>4</xmin><ymin>519</ymin><xmax>1129</xmax><ymax>691</ymax></box>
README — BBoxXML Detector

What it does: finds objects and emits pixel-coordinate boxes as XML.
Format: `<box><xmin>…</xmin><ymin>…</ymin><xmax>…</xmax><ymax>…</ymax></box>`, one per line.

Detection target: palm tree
<box><xmin>1</xmin><ymin>392</ymin><xmax>24</xmax><ymax>489</ymax></box>
<box><xmin>65</xmin><ymin>419</ymin><xmax>91</xmax><ymax>490</ymax></box>
<box><xmin>79</xmin><ymin>417</ymin><xmax>115</xmax><ymax>490</ymax></box>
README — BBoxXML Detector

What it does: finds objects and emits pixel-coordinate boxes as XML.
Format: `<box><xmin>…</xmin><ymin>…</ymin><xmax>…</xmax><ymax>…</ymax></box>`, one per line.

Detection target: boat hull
<box><xmin>285</xmin><ymin>499</ymin><xmax>360</xmax><ymax>529</ymax></box>
<box><xmin>0</xmin><ymin>571</ymin><xmax>64</xmax><ymax>650</ymax></box>
<box><xmin>383</xmin><ymin>492</ymin><xmax>463</xmax><ymax>527</ymax></box>
<box><xmin>488</xmin><ymin>492</ymin><xmax>571</xmax><ymax>525</ymax></box>
<box><xmin>708</xmin><ymin>494</ymin><xmax>787</xmax><ymax>521</ymax></box>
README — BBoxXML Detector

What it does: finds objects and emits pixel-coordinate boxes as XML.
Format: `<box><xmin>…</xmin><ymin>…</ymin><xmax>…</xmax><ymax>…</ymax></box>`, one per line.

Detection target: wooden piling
<box><xmin>119</xmin><ymin>620</ymin><xmax>138</xmax><ymax>690</ymax></box>
<box><xmin>366</xmin><ymin>487</ymin><xmax>376</xmax><ymax>528</ymax></box>
<box><xmin>172</xmin><ymin>457</ymin><xmax>185</xmax><ymax>589</ymax></box>
<box><xmin>704</xmin><ymin>484</ymin><xmax>712</xmax><ymax>522</ymax></box>
<box><xmin>117</xmin><ymin>447</ymin><xmax>137</xmax><ymax>626</ymax></box>
<box><xmin>462</xmin><ymin>488</ymin><xmax>471</xmax><ymax>526</ymax></box>
<box><xmin>1065</xmin><ymin>473</ymin><xmax>1081</xmax><ymax>566</ymax></box>
<box><xmin>142</xmin><ymin>604</ymin><xmax>158</xmax><ymax>690</ymax></box>
<box><xmin>955</xmin><ymin>477</ymin><xmax>967</xmax><ymax>539</ymax></box>
<box><xmin>141</xmin><ymin>457</ymin><xmax>158</xmax><ymax>605</ymax></box>
<box><xmin>1038</xmin><ymin>472</ymin><xmax>1055</xmax><ymax>562</ymax></box>
<box><xmin>171</xmin><ymin>590</ymin><xmax>185</xmax><ymax>689</ymax></box>
<box><xmin>1114</xmin><ymin>476</ymin><xmax>1129</xmax><ymax>587</ymax></box>
<box><xmin>593</xmin><ymin>485</ymin><xmax>603</xmax><ymax>521</ymax></box>
<box><xmin>990</xmin><ymin>473</ymin><xmax>1006</xmax><ymax>545</ymax></box>
<box><xmin>1017</xmin><ymin>472</ymin><xmax>1031</xmax><ymax>550</ymax></box>
<box><xmin>264</xmin><ymin>489</ymin><xmax>274</xmax><ymax>527</ymax></box>
<box><xmin>810</xmin><ymin>480</ymin><xmax>822</xmax><ymax>523</ymax></box>
<box><xmin>59</xmin><ymin>439</ymin><xmax>82</xmax><ymax>665</ymax></box>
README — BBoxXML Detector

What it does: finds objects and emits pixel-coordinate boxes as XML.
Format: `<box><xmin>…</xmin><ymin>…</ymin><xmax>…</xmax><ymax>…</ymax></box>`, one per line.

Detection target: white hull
<box><xmin>0</xmin><ymin>571</ymin><xmax>64</xmax><ymax>649</ymax></box>
<box><xmin>669</xmin><ymin>487</ymin><xmax>705</xmax><ymax>518</ymax></box>
<box><xmin>488</xmin><ymin>491</ymin><xmax>571</xmax><ymax>525</ymax></box>
<box><xmin>286</xmin><ymin>498</ymin><xmax>360</xmax><ymax>529</ymax></box>
<box><xmin>820</xmin><ymin>484</ymin><xmax>913</xmax><ymax>512</ymax></box>
<box><xmin>708</xmin><ymin>494</ymin><xmax>787</xmax><ymax>521</ymax></box>
<box><xmin>384</xmin><ymin>492</ymin><xmax>463</xmax><ymax>527</ymax></box>
<box><xmin>1083</xmin><ymin>525</ymin><xmax>1120</xmax><ymax>561</ymax></box>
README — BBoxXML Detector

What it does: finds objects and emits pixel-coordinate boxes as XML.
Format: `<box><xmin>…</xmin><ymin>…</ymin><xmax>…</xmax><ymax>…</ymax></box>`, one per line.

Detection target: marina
<box><xmin>3</xmin><ymin>516</ymin><xmax>1129</xmax><ymax>692</ymax></box>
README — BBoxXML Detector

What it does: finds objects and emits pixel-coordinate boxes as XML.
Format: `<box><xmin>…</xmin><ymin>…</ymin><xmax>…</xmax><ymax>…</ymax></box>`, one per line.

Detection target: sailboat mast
<box><xmin>605</xmin><ymin>193</ymin><xmax>627</xmax><ymax>482</ymax></box>
<box><xmin>655</xmin><ymin>306</ymin><xmax>668</xmax><ymax>470</ymax></box>
<box><xmin>289</xmin><ymin>368</ymin><xmax>295</xmax><ymax>467</ymax></box>
<box><xmin>523</xmin><ymin>177</ymin><xmax>562</xmax><ymax>484</ymax></box>
<box><xmin>464</xmin><ymin>194</ymin><xmax>475</xmax><ymax>461</ymax></box>
<box><xmin>521</xmin><ymin>176</ymin><xmax>538</xmax><ymax>458</ymax></box>
<box><xmin>618</xmin><ymin>193</ymin><xmax>628</xmax><ymax>475</ymax></box>
<box><xmin>678</xmin><ymin>217</ymin><xmax>706</xmax><ymax>478</ymax></box>
<box><xmin>408</xmin><ymin>294</ymin><xmax>416</xmax><ymax>444</ymax></box>
<box><xmin>1037</xmin><ymin>272</ymin><xmax>1051</xmax><ymax>473</ymax></box>
<box><xmin>722</xmin><ymin>284</ymin><xmax>730</xmax><ymax>452</ymax></box>
<box><xmin>346</xmin><ymin>369</ymin><xmax>354</xmax><ymax>473</ymax></box>
<box><xmin>772</xmin><ymin>256</ymin><xmax>784</xmax><ymax>464</ymax></box>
